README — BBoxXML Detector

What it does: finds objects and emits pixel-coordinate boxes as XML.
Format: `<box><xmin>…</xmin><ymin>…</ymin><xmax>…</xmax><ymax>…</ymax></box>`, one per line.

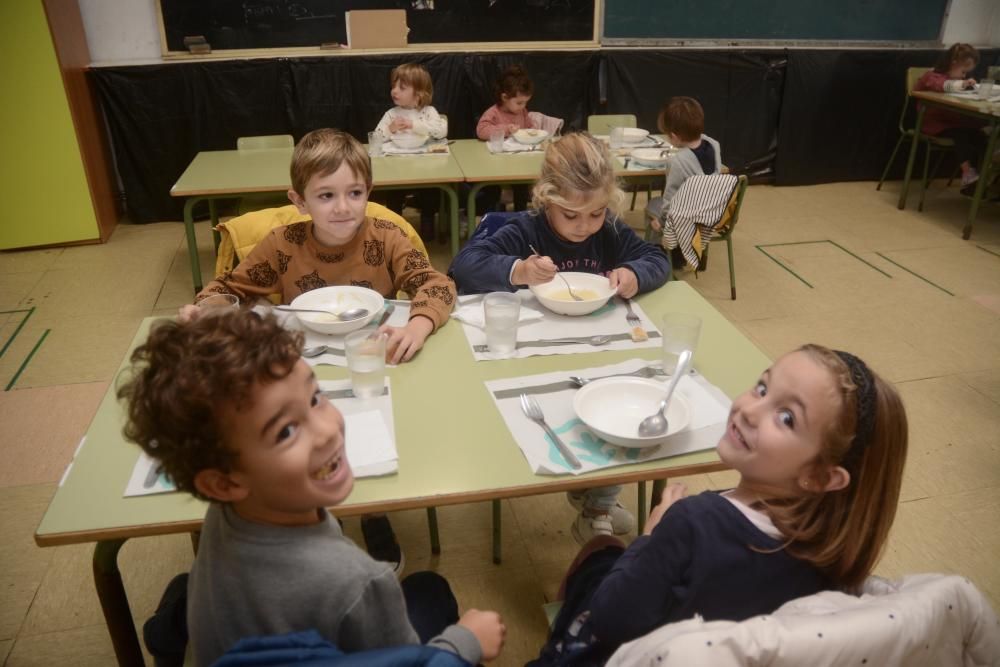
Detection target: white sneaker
<box><xmin>571</xmin><ymin>512</ymin><xmax>615</xmax><ymax>545</ymax></box>
<box><xmin>566</xmin><ymin>492</ymin><xmax>636</xmax><ymax>535</ymax></box>
<box><xmin>961</xmin><ymin>170</ymin><xmax>979</xmax><ymax>187</ymax></box>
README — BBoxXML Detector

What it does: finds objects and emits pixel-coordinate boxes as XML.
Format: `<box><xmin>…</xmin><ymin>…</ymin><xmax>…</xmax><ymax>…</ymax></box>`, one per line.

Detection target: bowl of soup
<box><xmin>529</xmin><ymin>272</ymin><xmax>616</xmax><ymax>316</ymax></box>
<box><xmin>390</xmin><ymin>131</ymin><xmax>429</xmax><ymax>149</ymax></box>
<box><xmin>513</xmin><ymin>128</ymin><xmax>549</xmax><ymax>145</ymax></box>
<box><xmin>289</xmin><ymin>285</ymin><xmax>384</xmax><ymax>335</ymax></box>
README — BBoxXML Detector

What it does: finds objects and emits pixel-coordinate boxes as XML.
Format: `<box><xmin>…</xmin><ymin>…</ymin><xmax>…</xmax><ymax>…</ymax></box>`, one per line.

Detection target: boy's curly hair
<box><xmin>116</xmin><ymin>312</ymin><xmax>303</xmax><ymax>501</ymax></box>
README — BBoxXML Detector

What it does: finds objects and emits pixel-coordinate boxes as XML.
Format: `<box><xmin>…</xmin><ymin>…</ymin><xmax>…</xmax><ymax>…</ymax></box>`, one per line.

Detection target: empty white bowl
<box><xmin>630</xmin><ymin>147</ymin><xmax>669</xmax><ymax>169</ymax></box>
<box><xmin>390</xmin><ymin>131</ymin><xmax>429</xmax><ymax>149</ymax></box>
<box><xmin>289</xmin><ymin>286</ymin><xmax>384</xmax><ymax>335</ymax></box>
<box><xmin>513</xmin><ymin>128</ymin><xmax>549</xmax><ymax>145</ymax></box>
<box><xmin>574</xmin><ymin>377</ymin><xmax>691</xmax><ymax>449</ymax></box>
<box><xmin>529</xmin><ymin>272</ymin><xmax>615</xmax><ymax>316</ymax></box>
<box><xmin>621</xmin><ymin>128</ymin><xmax>650</xmax><ymax>144</ymax></box>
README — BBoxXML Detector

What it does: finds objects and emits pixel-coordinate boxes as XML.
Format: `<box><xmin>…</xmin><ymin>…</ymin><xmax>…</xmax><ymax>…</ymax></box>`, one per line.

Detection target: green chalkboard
<box><xmin>603</xmin><ymin>0</ymin><xmax>949</xmax><ymax>42</ymax></box>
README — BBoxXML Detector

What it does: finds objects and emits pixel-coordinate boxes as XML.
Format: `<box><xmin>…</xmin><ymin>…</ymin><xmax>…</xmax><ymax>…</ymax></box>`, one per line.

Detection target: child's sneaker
<box><xmin>571</xmin><ymin>512</ymin><xmax>615</xmax><ymax>545</ymax></box>
<box><xmin>566</xmin><ymin>492</ymin><xmax>636</xmax><ymax>535</ymax></box>
<box><xmin>361</xmin><ymin>514</ymin><xmax>405</xmax><ymax>577</ymax></box>
<box><xmin>960</xmin><ymin>170</ymin><xmax>979</xmax><ymax>196</ymax></box>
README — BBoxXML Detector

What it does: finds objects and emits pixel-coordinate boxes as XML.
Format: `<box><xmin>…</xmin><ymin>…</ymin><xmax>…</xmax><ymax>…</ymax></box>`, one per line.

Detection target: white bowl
<box><xmin>621</xmin><ymin>128</ymin><xmax>650</xmax><ymax>144</ymax></box>
<box><xmin>529</xmin><ymin>272</ymin><xmax>615</xmax><ymax>316</ymax></box>
<box><xmin>630</xmin><ymin>147</ymin><xmax>669</xmax><ymax>169</ymax></box>
<box><xmin>390</xmin><ymin>131</ymin><xmax>429</xmax><ymax>149</ymax></box>
<box><xmin>513</xmin><ymin>128</ymin><xmax>549</xmax><ymax>145</ymax></box>
<box><xmin>574</xmin><ymin>377</ymin><xmax>691</xmax><ymax>449</ymax></box>
<box><xmin>289</xmin><ymin>286</ymin><xmax>384</xmax><ymax>335</ymax></box>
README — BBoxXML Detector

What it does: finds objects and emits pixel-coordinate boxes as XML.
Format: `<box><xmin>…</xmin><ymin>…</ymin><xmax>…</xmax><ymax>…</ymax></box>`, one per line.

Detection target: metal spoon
<box><xmin>274</xmin><ymin>305</ymin><xmax>369</xmax><ymax>321</ymax></box>
<box><xmin>541</xmin><ymin>335</ymin><xmax>611</xmax><ymax>346</ymax></box>
<box><xmin>301</xmin><ymin>345</ymin><xmax>336</xmax><ymax>358</ymax></box>
<box><xmin>527</xmin><ymin>244</ymin><xmax>583</xmax><ymax>301</ymax></box>
<box><xmin>637</xmin><ymin>349</ymin><xmax>693</xmax><ymax>437</ymax></box>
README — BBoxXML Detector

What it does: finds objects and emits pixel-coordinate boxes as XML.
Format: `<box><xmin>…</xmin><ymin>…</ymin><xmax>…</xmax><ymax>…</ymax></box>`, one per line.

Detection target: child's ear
<box><xmin>288</xmin><ymin>189</ymin><xmax>308</xmax><ymax>214</ymax></box>
<box><xmin>194</xmin><ymin>468</ymin><xmax>250</xmax><ymax>503</ymax></box>
<box><xmin>801</xmin><ymin>466</ymin><xmax>850</xmax><ymax>493</ymax></box>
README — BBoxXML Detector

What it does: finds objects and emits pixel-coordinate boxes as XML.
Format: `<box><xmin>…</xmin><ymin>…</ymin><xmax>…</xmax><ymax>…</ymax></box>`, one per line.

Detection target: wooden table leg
<box><xmin>93</xmin><ymin>539</ymin><xmax>145</xmax><ymax>667</ymax></box>
<box><xmin>897</xmin><ymin>106</ymin><xmax>925</xmax><ymax>210</ymax></box>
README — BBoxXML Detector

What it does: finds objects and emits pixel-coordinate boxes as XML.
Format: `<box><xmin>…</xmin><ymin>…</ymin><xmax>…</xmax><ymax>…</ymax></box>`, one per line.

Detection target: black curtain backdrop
<box><xmin>91</xmin><ymin>48</ymin><xmax>1000</xmax><ymax>223</ymax></box>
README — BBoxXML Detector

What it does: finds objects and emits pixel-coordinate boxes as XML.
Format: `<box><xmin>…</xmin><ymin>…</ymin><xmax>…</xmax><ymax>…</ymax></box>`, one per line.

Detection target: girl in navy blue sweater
<box><xmin>448</xmin><ymin>132</ymin><xmax>670</xmax><ymax>298</ymax></box>
<box><xmin>530</xmin><ymin>344</ymin><xmax>909</xmax><ymax>666</ymax></box>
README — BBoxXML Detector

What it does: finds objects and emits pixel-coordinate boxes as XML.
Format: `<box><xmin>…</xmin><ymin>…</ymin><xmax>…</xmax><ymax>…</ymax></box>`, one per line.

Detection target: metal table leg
<box><xmin>492</xmin><ymin>499</ymin><xmax>502</xmax><ymax>564</ymax></box>
<box><xmin>962</xmin><ymin>120</ymin><xmax>999</xmax><ymax>240</ymax></box>
<box><xmin>426</xmin><ymin>507</ymin><xmax>441</xmax><ymax>555</ymax></box>
<box><xmin>182</xmin><ymin>197</ymin><xmax>206</xmax><ymax>294</ymax></box>
<box><xmin>897</xmin><ymin>106</ymin><xmax>925</xmax><ymax>210</ymax></box>
<box><xmin>93</xmin><ymin>539</ymin><xmax>145</xmax><ymax>667</ymax></box>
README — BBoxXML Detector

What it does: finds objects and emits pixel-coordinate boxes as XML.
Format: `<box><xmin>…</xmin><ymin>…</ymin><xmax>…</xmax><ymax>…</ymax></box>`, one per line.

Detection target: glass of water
<box><xmin>367</xmin><ymin>131</ymin><xmax>383</xmax><ymax>158</ymax></box>
<box><xmin>661</xmin><ymin>312</ymin><xmax>702</xmax><ymax>374</ymax></box>
<box><xmin>345</xmin><ymin>330</ymin><xmax>386</xmax><ymax>399</ymax></box>
<box><xmin>488</xmin><ymin>128</ymin><xmax>505</xmax><ymax>153</ymax></box>
<box><xmin>483</xmin><ymin>292</ymin><xmax>520</xmax><ymax>357</ymax></box>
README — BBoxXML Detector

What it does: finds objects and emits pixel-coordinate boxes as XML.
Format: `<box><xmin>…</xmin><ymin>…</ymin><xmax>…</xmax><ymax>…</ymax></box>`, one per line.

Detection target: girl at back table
<box><xmin>529</xmin><ymin>345</ymin><xmax>909</xmax><ymax>666</ymax></box>
<box><xmin>914</xmin><ymin>43</ymin><xmax>988</xmax><ymax>195</ymax></box>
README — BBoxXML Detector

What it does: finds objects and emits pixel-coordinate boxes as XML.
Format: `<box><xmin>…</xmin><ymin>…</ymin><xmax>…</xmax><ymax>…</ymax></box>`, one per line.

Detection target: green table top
<box><xmin>35</xmin><ymin>282</ymin><xmax>768</xmax><ymax>547</ymax></box>
<box><xmin>911</xmin><ymin>90</ymin><xmax>1000</xmax><ymax>119</ymax></box>
<box><xmin>449</xmin><ymin>138</ymin><xmax>546</xmax><ymax>182</ymax></box>
<box><xmin>170</xmin><ymin>147</ymin><xmax>464</xmax><ymax>198</ymax></box>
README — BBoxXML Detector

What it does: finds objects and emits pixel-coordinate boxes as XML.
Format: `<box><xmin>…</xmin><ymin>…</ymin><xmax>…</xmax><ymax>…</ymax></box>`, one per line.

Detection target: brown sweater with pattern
<box><xmin>197</xmin><ymin>218</ymin><xmax>456</xmax><ymax>330</ymax></box>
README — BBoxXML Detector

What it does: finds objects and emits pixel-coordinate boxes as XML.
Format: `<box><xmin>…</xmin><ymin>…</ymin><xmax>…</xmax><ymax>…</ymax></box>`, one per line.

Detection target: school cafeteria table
<box><xmin>170</xmin><ymin>147</ymin><xmax>464</xmax><ymax>293</ymax></box>
<box><xmin>450</xmin><ymin>138</ymin><xmax>667</xmax><ymax>232</ymax></box>
<box><xmin>34</xmin><ymin>281</ymin><xmax>767</xmax><ymax>666</ymax></box>
<box><xmin>897</xmin><ymin>90</ymin><xmax>1000</xmax><ymax>239</ymax></box>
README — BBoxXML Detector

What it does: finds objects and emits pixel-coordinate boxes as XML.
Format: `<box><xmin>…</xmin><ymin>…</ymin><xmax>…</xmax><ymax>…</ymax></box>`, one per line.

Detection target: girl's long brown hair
<box><xmin>761</xmin><ymin>345</ymin><xmax>908</xmax><ymax>590</ymax></box>
<box><xmin>933</xmin><ymin>43</ymin><xmax>979</xmax><ymax>74</ymax></box>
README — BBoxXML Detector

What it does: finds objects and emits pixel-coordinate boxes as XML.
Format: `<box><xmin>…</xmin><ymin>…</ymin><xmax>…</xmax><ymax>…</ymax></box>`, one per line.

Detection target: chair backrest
<box><xmin>587</xmin><ymin>114</ymin><xmax>637</xmax><ymax>135</ymax></box>
<box><xmin>986</xmin><ymin>65</ymin><xmax>1000</xmax><ymax>82</ymax></box>
<box><xmin>715</xmin><ymin>175</ymin><xmax>748</xmax><ymax>235</ymax></box>
<box><xmin>471</xmin><ymin>211</ymin><xmax>523</xmax><ymax>243</ymax></box>
<box><xmin>236</xmin><ymin>134</ymin><xmax>294</xmax><ymax>151</ymax></box>
<box><xmin>897</xmin><ymin>67</ymin><xmax>932</xmax><ymax>133</ymax></box>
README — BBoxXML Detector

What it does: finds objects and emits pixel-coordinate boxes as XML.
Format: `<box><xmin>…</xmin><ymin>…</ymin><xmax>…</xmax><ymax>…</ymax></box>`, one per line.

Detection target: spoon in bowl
<box><xmin>274</xmin><ymin>305</ymin><xmax>369</xmax><ymax>321</ymax></box>
<box><xmin>637</xmin><ymin>349</ymin><xmax>693</xmax><ymax>437</ymax></box>
<box><xmin>527</xmin><ymin>244</ymin><xmax>583</xmax><ymax>301</ymax></box>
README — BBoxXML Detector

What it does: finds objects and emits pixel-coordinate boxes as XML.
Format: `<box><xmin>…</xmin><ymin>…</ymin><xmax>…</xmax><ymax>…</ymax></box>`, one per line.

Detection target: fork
<box><xmin>623</xmin><ymin>298</ymin><xmax>642</xmax><ymax>328</ymax></box>
<box><xmin>519</xmin><ymin>394</ymin><xmax>582</xmax><ymax>469</ymax></box>
<box><xmin>528</xmin><ymin>244</ymin><xmax>583</xmax><ymax>301</ymax></box>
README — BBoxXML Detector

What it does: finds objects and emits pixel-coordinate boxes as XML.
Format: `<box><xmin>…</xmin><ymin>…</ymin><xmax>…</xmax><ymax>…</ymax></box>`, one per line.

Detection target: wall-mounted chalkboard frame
<box><xmin>158</xmin><ymin>0</ymin><xmax>597</xmax><ymax>55</ymax></box>
<box><xmin>601</xmin><ymin>0</ymin><xmax>950</xmax><ymax>45</ymax></box>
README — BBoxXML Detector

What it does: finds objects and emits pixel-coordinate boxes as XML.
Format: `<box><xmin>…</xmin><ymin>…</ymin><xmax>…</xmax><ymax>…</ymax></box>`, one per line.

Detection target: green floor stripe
<box><xmin>827</xmin><ymin>241</ymin><xmax>893</xmax><ymax>278</ymax></box>
<box><xmin>754</xmin><ymin>240</ymin><xmax>829</xmax><ymax>248</ymax></box>
<box><xmin>6</xmin><ymin>328</ymin><xmax>49</xmax><ymax>391</ymax></box>
<box><xmin>875</xmin><ymin>253</ymin><xmax>954</xmax><ymax>296</ymax></box>
<box><xmin>975</xmin><ymin>245</ymin><xmax>1000</xmax><ymax>259</ymax></box>
<box><xmin>755</xmin><ymin>246</ymin><xmax>814</xmax><ymax>288</ymax></box>
<box><xmin>0</xmin><ymin>307</ymin><xmax>35</xmax><ymax>360</ymax></box>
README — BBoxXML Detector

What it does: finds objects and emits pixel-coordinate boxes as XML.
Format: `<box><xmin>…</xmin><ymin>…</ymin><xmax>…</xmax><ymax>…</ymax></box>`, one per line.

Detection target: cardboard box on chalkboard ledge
<box><xmin>345</xmin><ymin>10</ymin><xmax>409</xmax><ymax>50</ymax></box>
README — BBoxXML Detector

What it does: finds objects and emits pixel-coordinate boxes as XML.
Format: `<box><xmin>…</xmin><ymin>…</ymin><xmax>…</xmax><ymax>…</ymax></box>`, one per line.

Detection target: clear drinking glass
<box><xmin>367</xmin><ymin>131</ymin><xmax>383</xmax><ymax>157</ymax></box>
<box><xmin>609</xmin><ymin>126</ymin><xmax>625</xmax><ymax>150</ymax></box>
<box><xmin>978</xmin><ymin>80</ymin><xmax>995</xmax><ymax>100</ymax></box>
<box><xmin>196</xmin><ymin>293</ymin><xmax>239</xmax><ymax>314</ymax></box>
<box><xmin>345</xmin><ymin>330</ymin><xmax>386</xmax><ymax>399</ymax></box>
<box><xmin>483</xmin><ymin>292</ymin><xmax>520</xmax><ymax>356</ymax></box>
<box><xmin>488</xmin><ymin>128</ymin><xmax>505</xmax><ymax>153</ymax></box>
<box><xmin>661</xmin><ymin>312</ymin><xmax>702</xmax><ymax>374</ymax></box>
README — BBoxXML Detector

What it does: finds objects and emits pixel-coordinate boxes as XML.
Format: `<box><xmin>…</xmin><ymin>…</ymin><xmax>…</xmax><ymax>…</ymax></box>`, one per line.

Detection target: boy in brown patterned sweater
<box><xmin>179</xmin><ymin>128</ymin><xmax>456</xmax><ymax>365</ymax></box>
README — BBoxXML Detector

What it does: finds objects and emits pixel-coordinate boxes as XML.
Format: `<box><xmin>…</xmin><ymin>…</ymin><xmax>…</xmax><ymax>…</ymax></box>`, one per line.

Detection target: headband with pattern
<box><xmin>835</xmin><ymin>350</ymin><xmax>877</xmax><ymax>467</ymax></box>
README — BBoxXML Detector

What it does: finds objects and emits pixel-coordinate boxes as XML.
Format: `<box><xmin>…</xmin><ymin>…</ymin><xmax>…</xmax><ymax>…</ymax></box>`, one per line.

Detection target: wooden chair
<box><xmin>587</xmin><ymin>114</ymin><xmax>659</xmax><ymax>211</ymax></box>
<box><xmin>876</xmin><ymin>68</ymin><xmax>958</xmax><ymax>211</ymax></box>
<box><xmin>236</xmin><ymin>135</ymin><xmax>295</xmax><ymax>215</ymax></box>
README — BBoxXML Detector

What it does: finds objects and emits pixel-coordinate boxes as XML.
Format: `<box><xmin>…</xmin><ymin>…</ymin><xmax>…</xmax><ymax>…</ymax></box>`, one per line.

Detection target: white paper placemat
<box><xmin>258</xmin><ymin>300</ymin><xmax>411</xmax><ymax>368</ymax></box>
<box><xmin>124</xmin><ymin>378</ymin><xmax>397</xmax><ymax>497</ymax></box>
<box><xmin>485</xmin><ymin>358</ymin><xmax>731</xmax><ymax>476</ymax></box>
<box><xmin>453</xmin><ymin>291</ymin><xmax>660</xmax><ymax>360</ymax></box>
<box><xmin>488</xmin><ymin>137</ymin><xmax>545</xmax><ymax>154</ymax></box>
<box><xmin>382</xmin><ymin>140</ymin><xmax>451</xmax><ymax>156</ymax></box>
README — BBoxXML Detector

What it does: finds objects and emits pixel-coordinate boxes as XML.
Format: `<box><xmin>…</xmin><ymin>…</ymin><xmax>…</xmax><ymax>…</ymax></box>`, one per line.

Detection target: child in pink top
<box><xmin>476</xmin><ymin>65</ymin><xmax>537</xmax><ymax>211</ymax></box>
<box><xmin>914</xmin><ymin>43</ymin><xmax>988</xmax><ymax>194</ymax></box>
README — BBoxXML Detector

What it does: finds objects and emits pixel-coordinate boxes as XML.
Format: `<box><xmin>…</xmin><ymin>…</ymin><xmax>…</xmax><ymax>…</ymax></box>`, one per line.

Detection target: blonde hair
<box><xmin>761</xmin><ymin>344</ymin><xmax>908</xmax><ymax>590</ymax></box>
<box><xmin>531</xmin><ymin>132</ymin><xmax>625</xmax><ymax>215</ymax></box>
<box><xmin>289</xmin><ymin>128</ymin><xmax>371</xmax><ymax>196</ymax></box>
<box><xmin>391</xmin><ymin>63</ymin><xmax>434</xmax><ymax>109</ymax></box>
